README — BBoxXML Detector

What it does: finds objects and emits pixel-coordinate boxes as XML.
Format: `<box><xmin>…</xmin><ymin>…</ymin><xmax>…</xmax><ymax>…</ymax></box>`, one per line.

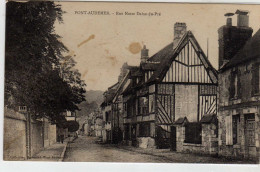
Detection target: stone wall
<box><xmin>4</xmin><ymin>108</ymin><xmax>60</xmax><ymax>160</ymax></box>
<box><xmin>176</xmin><ymin>123</ymin><xmax>218</xmax><ymax>155</ymax></box>
<box><xmin>31</xmin><ymin>120</ymin><xmax>44</xmax><ymax>156</ymax></box>
<box><xmin>4</xmin><ymin>108</ymin><xmax>27</xmax><ymax>160</ymax></box>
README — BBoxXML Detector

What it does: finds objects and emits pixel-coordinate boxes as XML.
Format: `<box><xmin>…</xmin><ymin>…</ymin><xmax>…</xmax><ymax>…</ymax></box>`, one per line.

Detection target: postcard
<box><xmin>3</xmin><ymin>0</ymin><xmax>260</xmax><ymax>164</ymax></box>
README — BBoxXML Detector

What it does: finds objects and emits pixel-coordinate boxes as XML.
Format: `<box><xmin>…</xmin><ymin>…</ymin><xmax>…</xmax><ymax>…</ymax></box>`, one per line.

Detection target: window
<box><xmin>126</xmin><ymin>98</ymin><xmax>132</xmax><ymax>118</ymax></box>
<box><xmin>252</xmin><ymin>63</ymin><xmax>260</xmax><ymax>95</ymax></box>
<box><xmin>184</xmin><ymin>123</ymin><xmax>202</xmax><ymax>144</ymax></box>
<box><xmin>149</xmin><ymin>94</ymin><xmax>155</xmax><ymax>113</ymax></box>
<box><xmin>138</xmin><ymin>96</ymin><xmax>148</xmax><ymax>115</ymax></box>
<box><xmin>139</xmin><ymin>123</ymin><xmax>150</xmax><ymax>137</ymax></box>
<box><xmin>105</xmin><ymin>112</ymin><xmax>111</xmax><ymax>122</ymax></box>
<box><xmin>230</xmin><ymin>68</ymin><xmax>241</xmax><ymax>99</ymax></box>
<box><xmin>18</xmin><ymin>106</ymin><xmax>27</xmax><ymax>112</ymax></box>
<box><xmin>226</xmin><ymin>115</ymin><xmax>240</xmax><ymax>145</ymax></box>
<box><xmin>230</xmin><ymin>72</ymin><xmax>238</xmax><ymax>98</ymax></box>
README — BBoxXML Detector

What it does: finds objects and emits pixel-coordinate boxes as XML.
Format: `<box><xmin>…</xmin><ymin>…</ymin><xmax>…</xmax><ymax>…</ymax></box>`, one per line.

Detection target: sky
<box><xmin>54</xmin><ymin>2</ymin><xmax>260</xmax><ymax>91</ymax></box>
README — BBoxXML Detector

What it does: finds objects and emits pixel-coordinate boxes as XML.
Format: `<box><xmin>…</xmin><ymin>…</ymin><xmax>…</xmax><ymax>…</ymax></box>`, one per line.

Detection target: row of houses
<box><xmin>80</xmin><ymin>110</ymin><xmax>103</xmax><ymax>137</ymax></box>
<box><xmin>4</xmin><ymin>106</ymin><xmax>77</xmax><ymax>160</ymax></box>
<box><xmin>100</xmin><ymin>10</ymin><xmax>260</xmax><ymax>160</ymax></box>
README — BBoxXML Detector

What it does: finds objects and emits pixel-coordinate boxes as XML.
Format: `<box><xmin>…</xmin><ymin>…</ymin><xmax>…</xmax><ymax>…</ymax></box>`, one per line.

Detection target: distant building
<box><xmin>218</xmin><ymin>10</ymin><xmax>260</xmax><ymax>160</ymax></box>
<box><xmin>100</xmin><ymin>84</ymin><xmax>118</xmax><ymax>143</ymax></box>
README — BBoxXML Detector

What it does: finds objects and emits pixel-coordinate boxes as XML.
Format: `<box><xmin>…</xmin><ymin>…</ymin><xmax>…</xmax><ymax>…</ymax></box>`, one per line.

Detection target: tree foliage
<box><xmin>5</xmin><ymin>1</ymin><xmax>86</xmax><ymax>124</ymax></box>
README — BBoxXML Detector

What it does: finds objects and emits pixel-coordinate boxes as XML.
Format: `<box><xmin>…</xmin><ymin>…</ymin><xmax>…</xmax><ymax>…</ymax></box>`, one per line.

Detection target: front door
<box><xmin>245</xmin><ymin>114</ymin><xmax>256</xmax><ymax>158</ymax></box>
<box><xmin>170</xmin><ymin>126</ymin><xmax>176</xmax><ymax>151</ymax></box>
<box><xmin>131</xmin><ymin>124</ymin><xmax>137</xmax><ymax>146</ymax></box>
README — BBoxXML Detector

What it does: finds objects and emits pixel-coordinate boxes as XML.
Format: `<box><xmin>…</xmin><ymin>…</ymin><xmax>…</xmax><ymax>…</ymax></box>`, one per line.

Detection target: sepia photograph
<box><xmin>3</xmin><ymin>0</ymin><xmax>260</xmax><ymax>165</ymax></box>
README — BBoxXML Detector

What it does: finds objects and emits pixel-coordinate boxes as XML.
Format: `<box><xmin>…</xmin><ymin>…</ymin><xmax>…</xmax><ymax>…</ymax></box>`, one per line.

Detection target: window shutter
<box><xmin>229</xmin><ymin>72</ymin><xmax>235</xmax><ymax>99</ymax></box>
<box><xmin>237</xmin><ymin>70</ymin><xmax>242</xmax><ymax>99</ymax></box>
<box><xmin>252</xmin><ymin>63</ymin><xmax>260</xmax><ymax>95</ymax></box>
<box><xmin>225</xmin><ymin>115</ymin><xmax>233</xmax><ymax>145</ymax></box>
<box><xmin>255</xmin><ymin>64</ymin><xmax>259</xmax><ymax>93</ymax></box>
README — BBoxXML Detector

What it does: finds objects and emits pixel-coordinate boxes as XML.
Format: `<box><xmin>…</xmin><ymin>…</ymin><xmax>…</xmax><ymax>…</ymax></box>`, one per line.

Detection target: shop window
<box><xmin>184</xmin><ymin>122</ymin><xmax>202</xmax><ymax>144</ymax></box>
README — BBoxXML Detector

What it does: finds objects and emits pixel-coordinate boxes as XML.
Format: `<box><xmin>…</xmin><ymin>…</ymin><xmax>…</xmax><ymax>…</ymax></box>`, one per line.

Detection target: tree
<box><xmin>5</xmin><ymin>1</ymin><xmax>86</xmax><ymax>124</ymax></box>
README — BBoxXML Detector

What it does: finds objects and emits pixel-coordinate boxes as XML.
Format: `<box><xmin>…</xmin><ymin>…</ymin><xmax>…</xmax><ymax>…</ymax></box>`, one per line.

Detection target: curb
<box><xmin>58</xmin><ymin>136</ymin><xmax>78</xmax><ymax>162</ymax></box>
<box><xmin>58</xmin><ymin>142</ymin><xmax>69</xmax><ymax>162</ymax></box>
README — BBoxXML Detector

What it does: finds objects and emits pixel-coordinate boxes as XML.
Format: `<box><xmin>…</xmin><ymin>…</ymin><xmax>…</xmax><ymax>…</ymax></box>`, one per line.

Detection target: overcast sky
<box><xmin>54</xmin><ymin>2</ymin><xmax>260</xmax><ymax>91</ymax></box>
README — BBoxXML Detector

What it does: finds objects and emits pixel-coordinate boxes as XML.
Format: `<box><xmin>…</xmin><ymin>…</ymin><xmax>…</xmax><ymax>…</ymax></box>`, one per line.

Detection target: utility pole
<box><xmin>207</xmin><ymin>38</ymin><xmax>209</xmax><ymax>58</ymax></box>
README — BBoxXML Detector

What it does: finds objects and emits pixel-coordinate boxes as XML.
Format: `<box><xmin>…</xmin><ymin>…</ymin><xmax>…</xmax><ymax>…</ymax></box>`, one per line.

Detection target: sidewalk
<box><xmin>29</xmin><ymin>137</ymin><xmax>75</xmax><ymax>161</ymax></box>
<box><xmin>116</xmin><ymin>145</ymin><xmax>257</xmax><ymax>164</ymax></box>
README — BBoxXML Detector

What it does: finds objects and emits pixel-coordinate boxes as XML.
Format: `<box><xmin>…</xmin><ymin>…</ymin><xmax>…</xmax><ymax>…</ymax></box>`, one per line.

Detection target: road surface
<box><xmin>63</xmin><ymin>135</ymin><xmax>256</xmax><ymax>163</ymax></box>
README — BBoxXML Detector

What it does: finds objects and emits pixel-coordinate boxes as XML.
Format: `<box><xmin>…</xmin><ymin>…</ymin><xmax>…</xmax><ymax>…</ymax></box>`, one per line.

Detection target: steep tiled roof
<box><xmin>121</xmin><ymin>80</ymin><xmax>133</xmax><ymax>95</ymax></box>
<box><xmin>148</xmin><ymin>43</ymin><xmax>174</xmax><ymax>62</ymax></box>
<box><xmin>141</xmin><ymin>62</ymin><xmax>160</xmax><ymax>71</ymax></box>
<box><xmin>222</xmin><ymin>29</ymin><xmax>260</xmax><ymax>70</ymax></box>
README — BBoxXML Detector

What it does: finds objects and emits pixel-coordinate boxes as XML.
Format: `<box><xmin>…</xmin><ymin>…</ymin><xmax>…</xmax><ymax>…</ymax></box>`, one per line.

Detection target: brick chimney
<box><xmin>173</xmin><ymin>22</ymin><xmax>187</xmax><ymax>49</ymax></box>
<box><xmin>118</xmin><ymin>62</ymin><xmax>128</xmax><ymax>82</ymax></box>
<box><xmin>141</xmin><ymin>45</ymin><xmax>149</xmax><ymax>63</ymax></box>
<box><xmin>218</xmin><ymin>10</ymin><xmax>253</xmax><ymax>69</ymax></box>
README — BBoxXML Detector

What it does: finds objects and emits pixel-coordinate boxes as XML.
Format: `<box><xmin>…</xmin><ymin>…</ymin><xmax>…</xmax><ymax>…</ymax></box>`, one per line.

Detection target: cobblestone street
<box><xmin>63</xmin><ymin>136</ymin><xmax>256</xmax><ymax>163</ymax></box>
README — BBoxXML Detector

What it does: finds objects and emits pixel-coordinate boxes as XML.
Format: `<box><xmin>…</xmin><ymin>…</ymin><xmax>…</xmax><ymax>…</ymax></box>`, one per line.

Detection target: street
<box><xmin>63</xmin><ymin>136</ymin><xmax>255</xmax><ymax>163</ymax></box>
<box><xmin>64</xmin><ymin>136</ymin><xmax>169</xmax><ymax>162</ymax></box>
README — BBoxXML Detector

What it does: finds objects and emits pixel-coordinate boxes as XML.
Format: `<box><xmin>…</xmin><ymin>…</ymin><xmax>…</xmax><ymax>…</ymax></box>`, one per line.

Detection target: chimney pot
<box><xmin>224</xmin><ymin>13</ymin><xmax>234</xmax><ymax>26</ymax></box>
<box><xmin>236</xmin><ymin>10</ymin><xmax>249</xmax><ymax>27</ymax></box>
<box><xmin>226</xmin><ymin>18</ymin><xmax>232</xmax><ymax>26</ymax></box>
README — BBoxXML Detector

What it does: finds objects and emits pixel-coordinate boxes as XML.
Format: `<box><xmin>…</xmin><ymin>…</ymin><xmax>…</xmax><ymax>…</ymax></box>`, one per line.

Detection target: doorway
<box><xmin>170</xmin><ymin>126</ymin><xmax>176</xmax><ymax>151</ymax></box>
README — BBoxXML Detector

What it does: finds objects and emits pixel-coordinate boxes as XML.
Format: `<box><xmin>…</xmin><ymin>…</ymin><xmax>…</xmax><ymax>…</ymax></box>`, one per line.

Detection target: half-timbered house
<box><xmin>122</xmin><ymin>23</ymin><xmax>218</xmax><ymax>153</ymax></box>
